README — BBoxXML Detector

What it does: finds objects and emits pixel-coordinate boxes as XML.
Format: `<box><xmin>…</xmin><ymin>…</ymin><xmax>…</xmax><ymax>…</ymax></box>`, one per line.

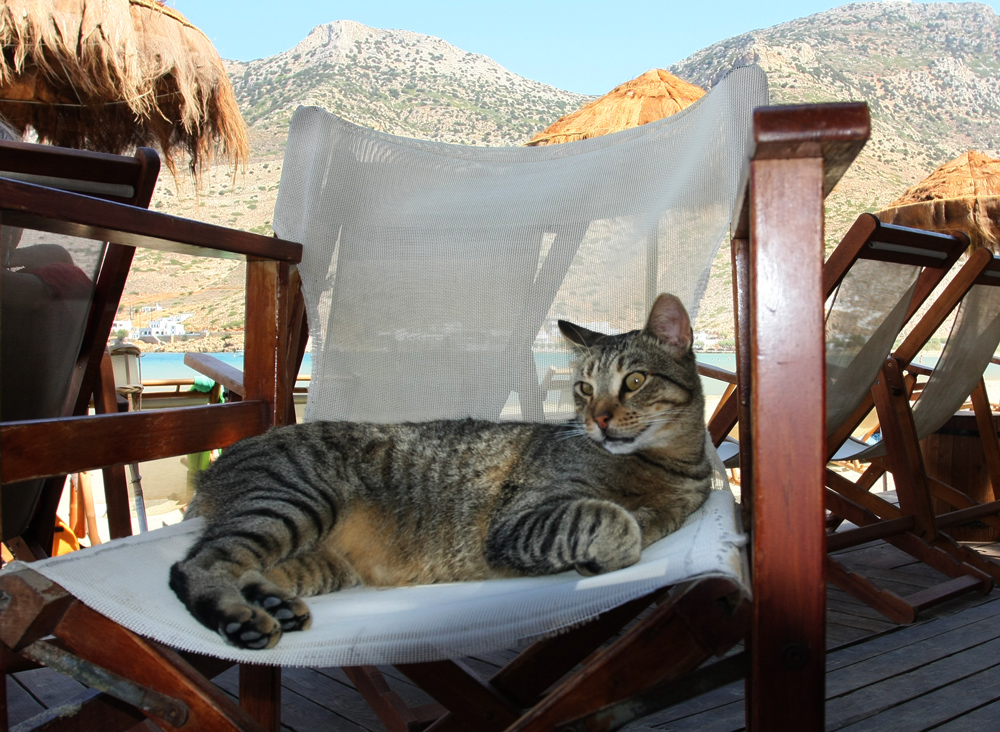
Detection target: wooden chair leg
<box><xmin>344</xmin><ymin>666</ymin><xmax>445</xmax><ymax>732</ymax></box>
<box><xmin>970</xmin><ymin>379</ymin><xmax>1000</xmax><ymax>503</ymax></box>
<box><xmin>239</xmin><ymin>665</ymin><xmax>281</xmax><ymax>732</ymax></box>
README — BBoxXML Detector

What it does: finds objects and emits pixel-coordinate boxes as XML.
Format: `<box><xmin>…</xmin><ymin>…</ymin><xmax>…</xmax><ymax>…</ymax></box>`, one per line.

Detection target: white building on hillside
<box><xmin>135</xmin><ymin>314</ymin><xmax>192</xmax><ymax>338</ymax></box>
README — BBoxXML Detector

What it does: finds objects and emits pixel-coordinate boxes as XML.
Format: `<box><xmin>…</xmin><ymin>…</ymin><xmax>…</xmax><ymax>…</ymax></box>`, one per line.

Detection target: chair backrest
<box><xmin>822</xmin><ymin>215</ymin><xmax>967</xmax><ymax>443</ymax></box>
<box><xmin>274</xmin><ymin>66</ymin><xmax>769</xmax><ymax>425</ymax></box>
<box><xmin>874</xmin><ymin>249</ymin><xmax>1000</xmax><ymax>444</ymax></box>
<box><xmin>910</xmin><ymin>266</ymin><xmax>1000</xmax><ymax>437</ymax></box>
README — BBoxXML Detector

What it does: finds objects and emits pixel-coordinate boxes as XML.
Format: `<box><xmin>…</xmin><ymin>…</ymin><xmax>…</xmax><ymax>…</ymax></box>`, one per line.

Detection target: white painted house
<box><xmin>135</xmin><ymin>314</ymin><xmax>192</xmax><ymax>338</ymax></box>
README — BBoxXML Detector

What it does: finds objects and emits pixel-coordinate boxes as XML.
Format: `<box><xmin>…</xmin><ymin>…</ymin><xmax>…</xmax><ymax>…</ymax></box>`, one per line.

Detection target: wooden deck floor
<box><xmin>7</xmin><ymin>538</ymin><xmax>1000</xmax><ymax>731</ymax></box>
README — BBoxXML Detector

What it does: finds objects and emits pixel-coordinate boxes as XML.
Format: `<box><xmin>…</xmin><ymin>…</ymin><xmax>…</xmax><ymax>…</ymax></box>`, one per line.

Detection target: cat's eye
<box><xmin>576</xmin><ymin>381</ymin><xmax>594</xmax><ymax>397</ymax></box>
<box><xmin>623</xmin><ymin>372</ymin><xmax>646</xmax><ymax>392</ymax></box>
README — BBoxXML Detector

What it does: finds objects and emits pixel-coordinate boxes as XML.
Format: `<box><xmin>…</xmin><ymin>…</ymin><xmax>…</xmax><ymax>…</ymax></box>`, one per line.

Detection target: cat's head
<box><xmin>557</xmin><ymin>294</ymin><xmax>703</xmax><ymax>456</ymax></box>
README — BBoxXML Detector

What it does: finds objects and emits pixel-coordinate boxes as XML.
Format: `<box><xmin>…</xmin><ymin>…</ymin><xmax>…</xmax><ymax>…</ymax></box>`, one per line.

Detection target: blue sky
<box><xmin>175</xmin><ymin>1</ymin><xmax>999</xmax><ymax>95</ymax></box>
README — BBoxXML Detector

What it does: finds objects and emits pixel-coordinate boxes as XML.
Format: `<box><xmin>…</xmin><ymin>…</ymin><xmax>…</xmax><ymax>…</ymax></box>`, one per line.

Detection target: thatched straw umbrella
<box><xmin>0</xmin><ymin>0</ymin><xmax>248</xmax><ymax>174</ymax></box>
<box><xmin>526</xmin><ymin>69</ymin><xmax>705</xmax><ymax>146</ymax></box>
<box><xmin>877</xmin><ymin>151</ymin><xmax>1000</xmax><ymax>252</ymax></box>
<box><xmin>525</xmin><ymin>69</ymin><xmax>705</xmax><ymax>316</ymax></box>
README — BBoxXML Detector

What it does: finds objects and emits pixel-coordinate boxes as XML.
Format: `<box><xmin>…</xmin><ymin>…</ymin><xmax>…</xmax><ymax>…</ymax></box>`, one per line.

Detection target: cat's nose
<box><xmin>594</xmin><ymin>413</ymin><xmax>612</xmax><ymax>432</ymax></box>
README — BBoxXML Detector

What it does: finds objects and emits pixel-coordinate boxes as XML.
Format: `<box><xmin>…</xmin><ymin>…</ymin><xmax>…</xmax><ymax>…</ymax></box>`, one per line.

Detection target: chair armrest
<box><xmin>697</xmin><ymin>362</ymin><xmax>737</xmax><ymax>384</ymax></box>
<box><xmin>0</xmin><ymin>177</ymin><xmax>301</xmax><ymax>263</ymax></box>
<box><xmin>904</xmin><ymin>362</ymin><xmax>934</xmax><ymax>377</ymax></box>
<box><xmin>184</xmin><ymin>353</ymin><xmax>246</xmax><ymax>398</ymax></box>
<box><xmin>2</xmin><ymin>403</ymin><xmax>267</xmax><ymax>483</ymax></box>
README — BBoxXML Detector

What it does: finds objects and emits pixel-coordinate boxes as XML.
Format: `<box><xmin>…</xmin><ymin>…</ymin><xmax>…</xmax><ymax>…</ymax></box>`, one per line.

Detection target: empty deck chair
<box><xmin>1</xmin><ymin>139</ymin><xmax>160</xmax><ymax>559</ymax></box>
<box><xmin>0</xmin><ymin>91</ymin><xmax>868</xmax><ymax>732</ymax></box>
<box><xmin>704</xmin><ymin>213</ymin><xmax>967</xmax><ymax>470</ymax></box>
<box><xmin>702</xmin><ymin>213</ymin><xmax>994</xmax><ymax>622</ymax></box>
<box><xmin>0</xmin><ymin>160</ymin><xmax>303</xmax><ymax>732</ymax></box>
<box><xmin>826</xmin><ymin>246</ymin><xmax>1000</xmax><ymax>622</ymax></box>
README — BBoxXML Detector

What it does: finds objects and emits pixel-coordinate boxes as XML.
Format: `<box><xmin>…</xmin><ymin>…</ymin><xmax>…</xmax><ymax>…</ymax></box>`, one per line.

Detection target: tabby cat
<box><xmin>170</xmin><ymin>293</ymin><xmax>713</xmax><ymax>649</ymax></box>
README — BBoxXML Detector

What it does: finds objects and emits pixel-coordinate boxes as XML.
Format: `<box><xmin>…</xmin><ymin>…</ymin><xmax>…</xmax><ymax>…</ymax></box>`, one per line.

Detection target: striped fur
<box><xmin>170</xmin><ymin>293</ymin><xmax>712</xmax><ymax>649</ymax></box>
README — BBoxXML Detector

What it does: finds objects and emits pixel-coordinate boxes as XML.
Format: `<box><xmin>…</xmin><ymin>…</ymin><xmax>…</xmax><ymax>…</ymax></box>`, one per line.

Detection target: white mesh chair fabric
<box><xmin>10</xmin><ymin>66</ymin><xmax>767</xmax><ymax>665</ymax></box>
<box><xmin>276</xmin><ymin>65</ymin><xmax>768</xmax><ymax>424</ymax></box>
<box><xmin>825</xmin><ymin>259</ymin><xmax>921</xmax><ymax>437</ymax></box>
<box><xmin>834</xmin><ymin>280</ymin><xmax>1000</xmax><ymax>462</ymax></box>
<box><xmin>10</xmin><ymin>487</ymin><xmax>745</xmax><ymax>666</ymax></box>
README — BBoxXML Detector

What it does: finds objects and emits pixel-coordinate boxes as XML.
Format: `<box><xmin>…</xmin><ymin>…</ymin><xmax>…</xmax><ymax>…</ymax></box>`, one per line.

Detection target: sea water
<box><xmin>135</xmin><ymin>351</ymin><xmax>741</xmax><ymax>396</ymax></box>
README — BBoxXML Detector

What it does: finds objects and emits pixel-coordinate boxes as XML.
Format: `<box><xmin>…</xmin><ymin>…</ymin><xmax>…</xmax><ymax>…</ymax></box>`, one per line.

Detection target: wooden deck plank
<box><xmin>833</xmin><ymin>663</ymin><xmax>1000</xmax><ymax>731</ymax></box>
<box><xmin>648</xmin><ymin>695</ymin><xmax>745</xmax><ymax>731</ymax></box>
<box><xmin>826</xmin><ymin>615</ymin><xmax>1000</xmax><ymax>697</ymax></box>
<box><xmin>825</xmin><ymin>595</ymin><xmax>1000</xmax><ymax>671</ymax></box>
<box><xmin>825</xmin><ymin>636</ymin><xmax>1000</xmax><ymax>729</ymax></box>
<box><xmin>214</xmin><ymin>665</ymin><xmax>377</xmax><ymax>732</ymax></box>
<box><xmin>826</xmin><ymin>608</ymin><xmax>897</xmax><ymax>634</ymax></box>
<box><xmin>12</xmin><ymin>666</ymin><xmax>87</xmax><ymax>708</ymax></box>
<box><xmin>931</xmin><ymin>700</ymin><xmax>1000</xmax><ymax>731</ymax></box>
<box><xmin>827</xmin><ymin>593</ymin><xmax>902</xmax><ymax>623</ymax></box>
<box><xmin>5</xmin><ymin>675</ymin><xmax>45</xmax><ymax>728</ymax></box>
<box><xmin>637</xmin><ymin>679</ymin><xmax>746</xmax><ymax>729</ymax></box>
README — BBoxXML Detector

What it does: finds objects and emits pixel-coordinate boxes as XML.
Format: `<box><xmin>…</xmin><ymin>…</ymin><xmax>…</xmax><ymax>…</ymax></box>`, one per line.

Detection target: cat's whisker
<box><xmin>554</xmin><ymin>427</ymin><xmax>589</xmax><ymax>442</ymax></box>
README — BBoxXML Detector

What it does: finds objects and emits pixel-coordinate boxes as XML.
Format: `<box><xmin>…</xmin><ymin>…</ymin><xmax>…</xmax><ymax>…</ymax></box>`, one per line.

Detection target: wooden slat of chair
<box><xmin>93</xmin><ymin>353</ymin><xmax>133</xmax><ymax>540</ymax></box>
<box><xmin>185</xmin><ymin>270</ymin><xmax>308</xmax><ymax>424</ymax></box>
<box><xmin>739</xmin><ymin>102</ymin><xmax>871</xmax><ymax>731</ymax></box>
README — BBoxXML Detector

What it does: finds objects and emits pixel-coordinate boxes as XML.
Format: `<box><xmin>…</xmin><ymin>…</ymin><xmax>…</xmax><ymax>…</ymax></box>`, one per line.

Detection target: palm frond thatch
<box><xmin>526</xmin><ymin>69</ymin><xmax>705</xmax><ymax>146</ymax></box>
<box><xmin>0</xmin><ymin>0</ymin><xmax>248</xmax><ymax>174</ymax></box>
<box><xmin>878</xmin><ymin>151</ymin><xmax>1000</xmax><ymax>252</ymax></box>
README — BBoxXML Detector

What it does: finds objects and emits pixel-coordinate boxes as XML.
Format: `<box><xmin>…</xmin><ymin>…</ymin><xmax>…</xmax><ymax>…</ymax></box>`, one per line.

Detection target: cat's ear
<box><xmin>644</xmin><ymin>294</ymin><xmax>693</xmax><ymax>353</ymax></box>
<box><xmin>558</xmin><ymin>320</ymin><xmax>604</xmax><ymax>349</ymax></box>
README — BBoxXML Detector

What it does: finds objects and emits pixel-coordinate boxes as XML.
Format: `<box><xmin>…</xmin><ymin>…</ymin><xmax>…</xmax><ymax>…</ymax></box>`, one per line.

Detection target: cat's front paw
<box><xmin>243</xmin><ymin>583</ymin><xmax>312</xmax><ymax>634</ymax></box>
<box><xmin>216</xmin><ymin>602</ymin><xmax>285</xmax><ymax>650</ymax></box>
<box><xmin>573</xmin><ymin>506</ymin><xmax>642</xmax><ymax>576</ymax></box>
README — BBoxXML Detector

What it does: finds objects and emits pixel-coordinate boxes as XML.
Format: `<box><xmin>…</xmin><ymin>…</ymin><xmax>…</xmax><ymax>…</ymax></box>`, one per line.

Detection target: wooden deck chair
<box><xmin>825</xmin><ymin>247</ymin><xmax>1000</xmax><ymax>622</ymax></box>
<box><xmin>0</xmin><ymin>160</ymin><xmax>303</xmax><ymax>732</ymax></box>
<box><xmin>0</xmin><ymin>93</ymin><xmax>868</xmax><ymax>732</ymax></box>
<box><xmin>1</xmin><ymin>139</ymin><xmax>160</xmax><ymax>560</ymax></box>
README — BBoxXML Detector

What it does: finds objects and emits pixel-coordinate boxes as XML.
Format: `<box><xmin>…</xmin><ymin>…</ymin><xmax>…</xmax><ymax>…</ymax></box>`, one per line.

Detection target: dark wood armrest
<box><xmin>904</xmin><ymin>362</ymin><xmax>934</xmax><ymax>377</ymax></box>
<box><xmin>184</xmin><ymin>353</ymin><xmax>246</xmax><ymax>397</ymax></box>
<box><xmin>1</xmin><ymin>403</ymin><xmax>267</xmax><ymax>483</ymax></box>
<box><xmin>0</xmin><ymin>177</ymin><xmax>301</xmax><ymax>263</ymax></box>
<box><xmin>697</xmin><ymin>362</ymin><xmax>737</xmax><ymax>383</ymax></box>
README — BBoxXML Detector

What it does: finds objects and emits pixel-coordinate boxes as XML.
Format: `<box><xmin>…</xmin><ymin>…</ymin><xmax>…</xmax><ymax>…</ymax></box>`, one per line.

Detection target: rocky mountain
<box><xmin>227</xmin><ymin>20</ymin><xmax>591</xmax><ymax>147</ymax></box>
<box><xmin>673</xmin><ymin>1</ymin><xmax>1000</xmax><ymax>237</ymax></box>
<box><xmin>131</xmin><ymin>2</ymin><xmax>1000</xmax><ymax>343</ymax></box>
